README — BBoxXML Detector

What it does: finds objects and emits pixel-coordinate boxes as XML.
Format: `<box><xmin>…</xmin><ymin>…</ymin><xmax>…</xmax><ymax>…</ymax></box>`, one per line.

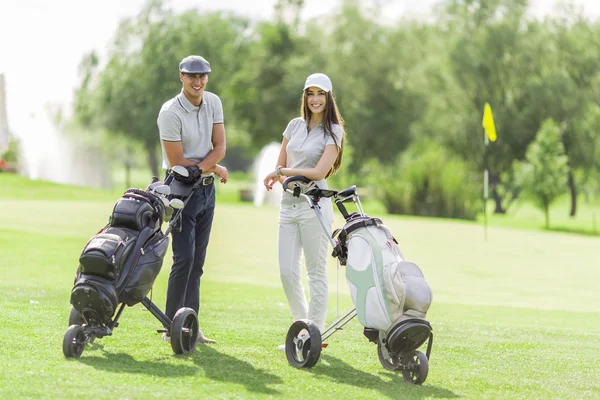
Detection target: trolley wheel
<box><xmin>69</xmin><ymin>307</ymin><xmax>84</xmax><ymax>326</ymax></box>
<box><xmin>63</xmin><ymin>324</ymin><xmax>86</xmax><ymax>358</ymax></box>
<box><xmin>377</xmin><ymin>340</ymin><xmax>401</xmax><ymax>371</ymax></box>
<box><xmin>285</xmin><ymin>319</ymin><xmax>322</xmax><ymax>368</ymax></box>
<box><xmin>401</xmin><ymin>350</ymin><xmax>429</xmax><ymax>385</ymax></box>
<box><xmin>170</xmin><ymin>307</ymin><xmax>199</xmax><ymax>355</ymax></box>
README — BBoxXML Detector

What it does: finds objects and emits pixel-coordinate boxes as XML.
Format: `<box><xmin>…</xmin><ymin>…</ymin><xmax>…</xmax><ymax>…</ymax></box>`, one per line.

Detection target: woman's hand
<box><xmin>263</xmin><ymin>170</ymin><xmax>279</xmax><ymax>191</ymax></box>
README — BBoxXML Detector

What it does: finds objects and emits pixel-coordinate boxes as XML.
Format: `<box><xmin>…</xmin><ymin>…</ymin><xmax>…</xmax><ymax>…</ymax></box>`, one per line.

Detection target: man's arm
<box><xmin>162</xmin><ymin>140</ymin><xmax>198</xmax><ymax>167</ymax></box>
<box><xmin>197</xmin><ymin>123</ymin><xmax>226</xmax><ymax>172</ymax></box>
<box><xmin>159</xmin><ymin>109</ymin><xmax>197</xmax><ymax>168</ymax></box>
<box><xmin>162</xmin><ymin>123</ymin><xmax>225</xmax><ymax>172</ymax></box>
<box><xmin>162</xmin><ymin>124</ymin><xmax>226</xmax><ymax>174</ymax></box>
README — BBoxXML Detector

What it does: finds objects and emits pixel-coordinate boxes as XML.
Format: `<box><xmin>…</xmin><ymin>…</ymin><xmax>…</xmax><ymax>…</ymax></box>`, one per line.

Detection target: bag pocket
<box><xmin>71</xmin><ymin>274</ymin><xmax>119</xmax><ymax>325</ymax></box>
<box><xmin>111</xmin><ymin>197</ymin><xmax>156</xmax><ymax>231</ymax></box>
<box><xmin>79</xmin><ymin>233</ymin><xmax>125</xmax><ymax>280</ymax></box>
<box><xmin>119</xmin><ymin>234</ymin><xmax>169</xmax><ymax>306</ymax></box>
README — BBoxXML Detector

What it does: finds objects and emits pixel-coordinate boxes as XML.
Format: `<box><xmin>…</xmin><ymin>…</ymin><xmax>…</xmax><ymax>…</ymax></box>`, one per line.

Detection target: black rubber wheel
<box><xmin>63</xmin><ymin>325</ymin><xmax>86</xmax><ymax>358</ymax></box>
<box><xmin>170</xmin><ymin>307</ymin><xmax>199</xmax><ymax>355</ymax></box>
<box><xmin>285</xmin><ymin>319</ymin><xmax>322</xmax><ymax>368</ymax></box>
<box><xmin>401</xmin><ymin>350</ymin><xmax>429</xmax><ymax>385</ymax></box>
<box><xmin>377</xmin><ymin>340</ymin><xmax>401</xmax><ymax>371</ymax></box>
<box><xmin>69</xmin><ymin>307</ymin><xmax>84</xmax><ymax>326</ymax></box>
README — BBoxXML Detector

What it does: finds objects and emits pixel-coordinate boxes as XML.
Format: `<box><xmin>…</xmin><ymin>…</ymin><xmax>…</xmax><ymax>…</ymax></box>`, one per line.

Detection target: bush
<box><xmin>1</xmin><ymin>138</ymin><xmax>19</xmax><ymax>163</ymax></box>
<box><xmin>325</xmin><ymin>138</ymin><xmax>357</xmax><ymax>190</ymax></box>
<box><xmin>376</xmin><ymin>140</ymin><xmax>480</xmax><ymax>220</ymax></box>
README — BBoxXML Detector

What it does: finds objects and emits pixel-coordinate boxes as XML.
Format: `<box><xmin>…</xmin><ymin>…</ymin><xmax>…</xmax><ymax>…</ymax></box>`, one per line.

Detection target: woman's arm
<box><xmin>279</xmin><ymin>144</ymin><xmax>338</xmax><ymax>181</ymax></box>
<box><xmin>275</xmin><ymin>138</ymin><xmax>288</xmax><ymax>171</ymax></box>
<box><xmin>263</xmin><ymin>138</ymin><xmax>289</xmax><ymax>190</ymax></box>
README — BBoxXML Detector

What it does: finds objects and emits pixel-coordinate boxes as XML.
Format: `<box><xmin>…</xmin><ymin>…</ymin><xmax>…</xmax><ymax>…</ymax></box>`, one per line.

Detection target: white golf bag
<box><xmin>338</xmin><ymin>215</ymin><xmax>432</xmax><ymax>334</ymax></box>
<box><xmin>281</xmin><ymin>178</ymin><xmax>433</xmax><ymax>383</ymax></box>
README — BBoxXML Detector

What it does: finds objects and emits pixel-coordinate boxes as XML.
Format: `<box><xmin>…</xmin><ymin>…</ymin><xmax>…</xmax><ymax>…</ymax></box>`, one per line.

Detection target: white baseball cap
<box><xmin>304</xmin><ymin>73</ymin><xmax>333</xmax><ymax>92</ymax></box>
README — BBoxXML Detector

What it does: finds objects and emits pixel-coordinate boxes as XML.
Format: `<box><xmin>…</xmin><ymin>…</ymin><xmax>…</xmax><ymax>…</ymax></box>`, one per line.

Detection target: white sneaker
<box><xmin>162</xmin><ymin>329</ymin><xmax>216</xmax><ymax>344</ymax></box>
<box><xmin>197</xmin><ymin>327</ymin><xmax>216</xmax><ymax>344</ymax></box>
<box><xmin>277</xmin><ymin>344</ymin><xmax>285</xmax><ymax>352</ymax></box>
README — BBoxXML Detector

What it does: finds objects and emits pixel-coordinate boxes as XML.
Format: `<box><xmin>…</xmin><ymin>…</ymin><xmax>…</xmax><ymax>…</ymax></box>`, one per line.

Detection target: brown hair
<box><xmin>300</xmin><ymin>90</ymin><xmax>346</xmax><ymax>178</ymax></box>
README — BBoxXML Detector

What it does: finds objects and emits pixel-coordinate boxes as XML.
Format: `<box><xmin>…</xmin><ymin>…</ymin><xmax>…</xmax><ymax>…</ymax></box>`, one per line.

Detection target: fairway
<box><xmin>0</xmin><ymin>178</ymin><xmax>599</xmax><ymax>399</ymax></box>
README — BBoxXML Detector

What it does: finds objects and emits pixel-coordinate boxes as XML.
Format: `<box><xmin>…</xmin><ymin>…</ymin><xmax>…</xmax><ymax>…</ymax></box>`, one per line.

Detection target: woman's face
<box><xmin>306</xmin><ymin>86</ymin><xmax>327</xmax><ymax>115</ymax></box>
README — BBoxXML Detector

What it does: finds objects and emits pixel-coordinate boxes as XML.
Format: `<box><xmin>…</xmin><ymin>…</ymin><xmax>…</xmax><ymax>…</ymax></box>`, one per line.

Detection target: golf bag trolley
<box><xmin>282</xmin><ymin>176</ymin><xmax>434</xmax><ymax>385</ymax></box>
<box><xmin>63</xmin><ymin>166</ymin><xmax>207</xmax><ymax>358</ymax></box>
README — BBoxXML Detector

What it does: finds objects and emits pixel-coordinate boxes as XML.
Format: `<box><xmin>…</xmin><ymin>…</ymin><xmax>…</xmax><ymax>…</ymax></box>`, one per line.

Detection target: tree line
<box><xmin>72</xmin><ymin>0</ymin><xmax>600</xmax><ymax>223</ymax></box>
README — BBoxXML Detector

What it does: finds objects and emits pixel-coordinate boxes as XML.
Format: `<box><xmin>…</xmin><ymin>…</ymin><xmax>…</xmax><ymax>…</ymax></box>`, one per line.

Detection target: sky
<box><xmin>1</xmin><ymin>0</ymin><xmax>600</xmax><ymax>137</ymax></box>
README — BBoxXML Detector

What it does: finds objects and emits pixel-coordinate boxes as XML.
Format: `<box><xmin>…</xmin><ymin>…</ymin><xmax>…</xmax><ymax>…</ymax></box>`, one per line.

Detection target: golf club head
<box><xmin>146</xmin><ymin>181</ymin><xmax>162</xmax><ymax>191</ymax></box>
<box><xmin>171</xmin><ymin>165</ymin><xmax>189</xmax><ymax>178</ymax></box>
<box><xmin>154</xmin><ymin>185</ymin><xmax>171</xmax><ymax>196</ymax></box>
<box><xmin>169</xmin><ymin>198</ymin><xmax>185</xmax><ymax>209</ymax></box>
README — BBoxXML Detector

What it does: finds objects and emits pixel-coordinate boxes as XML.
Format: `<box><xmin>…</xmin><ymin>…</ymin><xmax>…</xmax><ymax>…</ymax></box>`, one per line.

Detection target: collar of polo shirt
<box><xmin>177</xmin><ymin>91</ymin><xmax>205</xmax><ymax>112</ymax></box>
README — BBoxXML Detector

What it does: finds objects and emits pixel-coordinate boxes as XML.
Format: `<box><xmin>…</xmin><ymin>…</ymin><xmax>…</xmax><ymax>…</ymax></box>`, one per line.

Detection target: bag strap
<box><xmin>339</xmin><ymin>216</ymin><xmax>382</xmax><ymax>242</ymax></box>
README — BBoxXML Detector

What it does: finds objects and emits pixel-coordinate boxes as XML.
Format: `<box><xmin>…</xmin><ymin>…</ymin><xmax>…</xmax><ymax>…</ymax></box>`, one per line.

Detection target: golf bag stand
<box><xmin>280</xmin><ymin>176</ymin><xmax>433</xmax><ymax>385</ymax></box>
<box><xmin>63</xmin><ymin>171</ymin><xmax>207</xmax><ymax>358</ymax></box>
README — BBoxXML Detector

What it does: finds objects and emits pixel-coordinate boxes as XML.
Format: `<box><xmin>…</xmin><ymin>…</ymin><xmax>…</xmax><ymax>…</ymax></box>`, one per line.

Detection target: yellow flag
<box><xmin>482</xmin><ymin>102</ymin><xmax>497</xmax><ymax>142</ymax></box>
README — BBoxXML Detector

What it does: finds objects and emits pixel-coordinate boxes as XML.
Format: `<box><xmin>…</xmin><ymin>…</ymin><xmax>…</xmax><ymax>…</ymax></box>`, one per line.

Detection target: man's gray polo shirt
<box><xmin>281</xmin><ymin>117</ymin><xmax>344</xmax><ymax>204</ymax></box>
<box><xmin>157</xmin><ymin>91</ymin><xmax>224</xmax><ymax>169</ymax></box>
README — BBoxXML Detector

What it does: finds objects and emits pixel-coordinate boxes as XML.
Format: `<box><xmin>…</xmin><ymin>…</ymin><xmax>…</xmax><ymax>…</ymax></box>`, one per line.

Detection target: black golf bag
<box><xmin>70</xmin><ymin>188</ymin><xmax>170</xmax><ymax>326</ymax></box>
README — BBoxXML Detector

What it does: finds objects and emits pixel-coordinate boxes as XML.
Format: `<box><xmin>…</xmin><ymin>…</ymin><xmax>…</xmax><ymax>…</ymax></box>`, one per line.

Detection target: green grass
<box><xmin>1</xmin><ymin>173</ymin><xmax>599</xmax><ymax>399</ymax></box>
<box><xmin>481</xmin><ymin>195</ymin><xmax>600</xmax><ymax>237</ymax></box>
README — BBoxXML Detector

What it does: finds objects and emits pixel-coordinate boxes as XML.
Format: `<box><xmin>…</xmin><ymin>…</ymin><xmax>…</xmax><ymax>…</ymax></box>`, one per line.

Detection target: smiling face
<box><xmin>305</xmin><ymin>86</ymin><xmax>328</xmax><ymax>115</ymax></box>
<box><xmin>180</xmin><ymin>72</ymin><xmax>208</xmax><ymax>105</ymax></box>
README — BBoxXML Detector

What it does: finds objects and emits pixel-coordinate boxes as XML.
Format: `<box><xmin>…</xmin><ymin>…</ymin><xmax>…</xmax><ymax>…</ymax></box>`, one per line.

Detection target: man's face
<box><xmin>180</xmin><ymin>73</ymin><xmax>208</xmax><ymax>100</ymax></box>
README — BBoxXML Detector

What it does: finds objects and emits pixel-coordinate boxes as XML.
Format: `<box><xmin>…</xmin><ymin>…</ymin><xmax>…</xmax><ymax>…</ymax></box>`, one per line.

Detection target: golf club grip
<box><xmin>335</xmin><ymin>198</ymin><xmax>350</xmax><ymax>219</ymax></box>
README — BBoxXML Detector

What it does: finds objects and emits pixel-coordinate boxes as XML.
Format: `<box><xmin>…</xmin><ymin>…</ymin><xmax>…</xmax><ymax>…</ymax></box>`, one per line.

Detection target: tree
<box><xmin>74</xmin><ymin>0</ymin><xmax>251</xmax><ymax>175</ymax></box>
<box><xmin>323</xmin><ymin>1</ymin><xmax>427</xmax><ymax>170</ymax></box>
<box><xmin>514</xmin><ymin>119</ymin><xmax>569</xmax><ymax>229</ymax></box>
<box><xmin>551</xmin><ymin>16</ymin><xmax>600</xmax><ymax>216</ymax></box>
<box><xmin>440</xmin><ymin>0</ymin><xmax>563</xmax><ymax>214</ymax></box>
<box><xmin>226</xmin><ymin>21</ymin><xmax>314</xmax><ymax>151</ymax></box>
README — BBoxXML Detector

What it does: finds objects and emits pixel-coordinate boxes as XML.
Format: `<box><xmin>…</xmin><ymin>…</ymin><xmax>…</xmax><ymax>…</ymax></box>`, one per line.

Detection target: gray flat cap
<box><xmin>179</xmin><ymin>55</ymin><xmax>211</xmax><ymax>74</ymax></box>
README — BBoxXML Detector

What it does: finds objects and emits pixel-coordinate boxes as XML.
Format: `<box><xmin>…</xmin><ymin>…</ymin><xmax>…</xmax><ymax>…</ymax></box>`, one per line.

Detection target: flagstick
<box><xmin>483</xmin><ymin>133</ymin><xmax>489</xmax><ymax>241</ymax></box>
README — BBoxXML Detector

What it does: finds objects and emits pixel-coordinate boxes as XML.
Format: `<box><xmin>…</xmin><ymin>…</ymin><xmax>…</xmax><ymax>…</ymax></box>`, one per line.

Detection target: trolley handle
<box><xmin>282</xmin><ymin>176</ymin><xmax>313</xmax><ymax>194</ymax></box>
<box><xmin>338</xmin><ymin>185</ymin><xmax>357</xmax><ymax>198</ymax></box>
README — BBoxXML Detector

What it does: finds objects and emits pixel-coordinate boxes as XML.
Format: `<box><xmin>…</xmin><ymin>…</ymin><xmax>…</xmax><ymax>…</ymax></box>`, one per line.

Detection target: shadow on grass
<box><xmin>308</xmin><ymin>354</ymin><xmax>459</xmax><ymax>399</ymax></box>
<box><xmin>545</xmin><ymin>226</ymin><xmax>599</xmax><ymax>237</ymax></box>
<box><xmin>192</xmin><ymin>345</ymin><xmax>283</xmax><ymax>396</ymax></box>
<box><xmin>76</xmin><ymin>343</ymin><xmax>198</xmax><ymax>377</ymax></box>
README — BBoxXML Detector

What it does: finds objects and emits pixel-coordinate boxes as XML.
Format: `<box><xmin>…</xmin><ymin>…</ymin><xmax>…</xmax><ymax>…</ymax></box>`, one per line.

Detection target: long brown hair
<box><xmin>300</xmin><ymin>90</ymin><xmax>346</xmax><ymax>178</ymax></box>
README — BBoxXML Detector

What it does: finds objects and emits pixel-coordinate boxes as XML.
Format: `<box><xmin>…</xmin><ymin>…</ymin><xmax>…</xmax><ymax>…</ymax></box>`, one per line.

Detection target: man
<box><xmin>157</xmin><ymin>55</ymin><xmax>228</xmax><ymax>344</ymax></box>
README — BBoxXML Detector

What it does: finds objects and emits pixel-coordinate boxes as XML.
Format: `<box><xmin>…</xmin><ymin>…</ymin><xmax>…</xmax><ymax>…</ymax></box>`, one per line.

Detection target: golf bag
<box><xmin>70</xmin><ymin>188</ymin><xmax>170</xmax><ymax>326</ymax></box>
<box><xmin>335</xmin><ymin>213</ymin><xmax>432</xmax><ymax>335</ymax></box>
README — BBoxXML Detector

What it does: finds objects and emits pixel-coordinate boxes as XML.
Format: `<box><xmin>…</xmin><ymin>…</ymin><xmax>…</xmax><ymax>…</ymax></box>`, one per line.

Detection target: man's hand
<box><xmin>215</xmin><ymin>165</ymin><xmax>228</xmax><ymax>183</ymax></box>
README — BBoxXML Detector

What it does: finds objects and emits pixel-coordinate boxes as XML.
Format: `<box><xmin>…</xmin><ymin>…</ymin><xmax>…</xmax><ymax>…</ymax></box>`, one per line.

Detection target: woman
<box><xmin>263</xmin><ymin>73</ymin><xmax>345</xmax><ymax>347</ymax></box>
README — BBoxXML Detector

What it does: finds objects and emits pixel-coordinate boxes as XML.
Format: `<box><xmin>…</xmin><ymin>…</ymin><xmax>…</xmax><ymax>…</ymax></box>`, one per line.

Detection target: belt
<box><xmin>198</xmin><ymin>176</ymin><xmax>214</xmax><ymax>186</ymax></box>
